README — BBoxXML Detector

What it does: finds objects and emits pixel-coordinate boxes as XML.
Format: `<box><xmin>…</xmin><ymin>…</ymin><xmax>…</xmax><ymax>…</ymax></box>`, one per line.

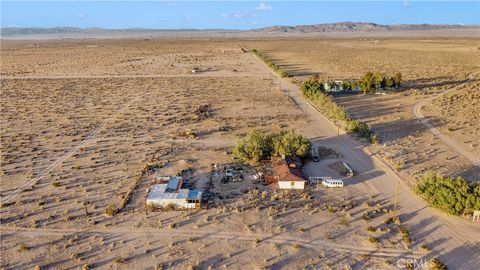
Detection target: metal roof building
<box><xmin>146</xmin><ymin>176</ymin><xmax>202</xmax><ymax>210</ymax></box>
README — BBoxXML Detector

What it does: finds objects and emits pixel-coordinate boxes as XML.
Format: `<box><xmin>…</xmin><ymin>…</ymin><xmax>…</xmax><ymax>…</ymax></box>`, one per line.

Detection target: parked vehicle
<box><xmin>322</xmin><ymin>179</ymin><xmax>344</xmax><ymax>188</ymax></box>
<box><xmin>312</xmin><ymin>147</ymin><xmax>319</xmax><ymax>162</ymax></box>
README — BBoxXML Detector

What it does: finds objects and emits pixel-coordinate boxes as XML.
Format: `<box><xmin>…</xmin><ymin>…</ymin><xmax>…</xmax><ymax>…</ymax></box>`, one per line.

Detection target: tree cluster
<box><xmin>233</xmin><ymin>130</ymin><xmax>310</xmax><ymax>163</ymax></box>
<box><xmin>415</xmin><ymin>171</ymin><xmax>480</xmax><ymax>216</ymax></box>
<box><xmin>299</xmin><ymin>78</ymin><xmax>376</xmax><ymax>143</ymax></box>
<box><xmin>359</xmin><ymin>71</ymin><xmax>402</xmax><ymax>94</ymax></box>
<box><xmin>300</xmin><ymin>78</ymin><xmax>324</xmax><ymax>98</ymax></box>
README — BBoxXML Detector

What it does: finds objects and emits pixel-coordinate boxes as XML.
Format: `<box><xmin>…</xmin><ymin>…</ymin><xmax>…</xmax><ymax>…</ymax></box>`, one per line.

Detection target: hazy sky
<box><xmin>2</xmin><ymin>1</ymin><xmax>479</xmax><ymax>30</ymax></box>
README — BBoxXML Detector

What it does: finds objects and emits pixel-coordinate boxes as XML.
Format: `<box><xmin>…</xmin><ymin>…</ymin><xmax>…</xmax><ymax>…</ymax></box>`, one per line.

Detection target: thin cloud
<box><xmin>163</xmin><ymin>1</ymin><xmax>178</xmax><ymax>7</ymax></box>
<box><xmin>221</xmin><ymin>11</ymin><xmax>256</xmax><ymax>19</ymax></box>
<box><xmin>255</xmin><ymin>3</ymin><xmax>272</xmax><ymax>11</ymax></box>
<box><xmin>76</xmin><ymin>13</ymin><xmax>84</xmax><ymax>20</ymax></box>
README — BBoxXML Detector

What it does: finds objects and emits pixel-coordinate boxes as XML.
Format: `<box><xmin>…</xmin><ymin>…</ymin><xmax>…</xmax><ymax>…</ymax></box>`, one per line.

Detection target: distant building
<box><xmin>273</xmin><ymin>156</ymin><xmax>306</xmax><ymax>190</ymax></box>
<box><xmin>324</xmin><ymin>81</ymin><xmax>344</xmax><ymax>92</ymax></box>
<box><xmin>146</xmin><ymin>176</ymin><xmax>202</xmax><ymax>210</ymax></box>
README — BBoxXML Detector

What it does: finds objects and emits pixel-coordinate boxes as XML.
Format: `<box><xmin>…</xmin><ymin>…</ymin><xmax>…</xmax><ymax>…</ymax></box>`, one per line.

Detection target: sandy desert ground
<box><xmin>245</xmin><ymin>38</ymin><xmax>480</xmax><ymax>181</ymax></box>
<box><xmin>1</xmin><ymin>38</ymin><xmax>479</xmax><ymax>270</ymax></box>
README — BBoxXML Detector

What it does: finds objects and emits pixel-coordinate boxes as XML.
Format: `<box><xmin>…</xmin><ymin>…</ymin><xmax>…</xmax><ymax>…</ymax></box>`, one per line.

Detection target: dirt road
<box><xmin>250</xmin><ymin>52</ymin><xmax>480</xmax><ymax>269</ymax></box>
<box><xmin>413</xmin><ymin>72</ymin><xmax>480</xmax><ymax>167</ymax></box>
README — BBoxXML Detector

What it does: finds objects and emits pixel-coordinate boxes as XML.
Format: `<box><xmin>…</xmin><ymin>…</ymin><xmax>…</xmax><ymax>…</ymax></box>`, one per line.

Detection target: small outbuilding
<box><xmin>146</xmin><ymin>176</ymin><xmax>202</xmax><ymax>210</ymax></box>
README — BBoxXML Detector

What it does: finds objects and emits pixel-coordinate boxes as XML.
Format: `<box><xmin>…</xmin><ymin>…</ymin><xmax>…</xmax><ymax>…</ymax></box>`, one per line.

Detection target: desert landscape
<box><xmin>1</xmin><ymin>32</ymin><xmax>479</xmax><ymax>270</ymax></box>
<box><xmin>245</xmin><ymin>38</ymin><xmax>480</xmax><ymax>181</ymax></box>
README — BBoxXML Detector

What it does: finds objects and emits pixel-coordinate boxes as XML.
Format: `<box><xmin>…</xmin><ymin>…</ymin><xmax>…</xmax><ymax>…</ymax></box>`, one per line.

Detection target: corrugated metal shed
<box><xmin>146</xmin><ymin>176</ymin><xmax>203</xmax><ymax>209</ymax></box>
<box><xmin>147</xmin><ymin>184</ymin><xmax>190</xmax><ymax>200</ymax></box>
<box><xmin>166</xmin><ymin>176</ymin><xmax>182</xmax><ymax>192</ymax></box>
<box><xmin>187</xmin><ymin>190</ymin><xmax>202</xmax><ymax>200</ymax></box>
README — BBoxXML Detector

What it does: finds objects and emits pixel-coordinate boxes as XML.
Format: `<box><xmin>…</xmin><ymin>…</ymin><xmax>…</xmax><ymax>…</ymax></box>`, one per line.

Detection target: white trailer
<box><xmin>322</xmin><ymin>179</ymin><xmax>344</xmax><ymax>188</ymax></box>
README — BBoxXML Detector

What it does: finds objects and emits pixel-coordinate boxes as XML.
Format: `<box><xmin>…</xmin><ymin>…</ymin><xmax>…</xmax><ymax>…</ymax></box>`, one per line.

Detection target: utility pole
<box><xmin>392</xmin><ymin>181</ymin><xmax>400</xmax><ymax>218</ymax></box>
<box><xmin>336</xmin><ymin>126</ymin><xmax>340</xmax><ymax>157</ymax></box>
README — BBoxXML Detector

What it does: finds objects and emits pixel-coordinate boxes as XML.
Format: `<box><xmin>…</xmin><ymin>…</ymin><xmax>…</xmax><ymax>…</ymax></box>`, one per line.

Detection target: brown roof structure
<box><xmin>273</xmin><ymin>160</ymin><xmax>306</xmax><ymax>182</ymax></box>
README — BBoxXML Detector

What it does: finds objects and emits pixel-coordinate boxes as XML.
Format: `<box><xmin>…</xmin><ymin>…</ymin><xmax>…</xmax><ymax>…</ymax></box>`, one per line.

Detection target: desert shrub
<box><xmin>415</xmin><ymin>171</ymin><xmax>480</xmax><ymax>215</ymax></box>
<box><xmin>164</xmin><ymin>203</ymin><xmax>176</xmax><ymax>211</ymax></box>
<box><xmin>420</xmin><ymin>244</ymin><xmax>431</xmax><ymax>251</ymax></box>
<box><xmin>278</xmin><ymin>69</ymin><xmax>289</xmax><ymax>78</ymax></box>
<box><xmin>233</xmin><ymin>130</ymin><xmax>310</xmax><ymax>162</ymax></box>
<box><xmin>113</xmin><ymin>257</ymin><xmax>125</xmax><ymax>265</ymax></box>
<box><xmin>368</xmin><ymin>236</ymin><xmax>378</xmax><ymax>244</ymax></box>
<box><xmin>17</xmin><ymin>243</ymin><xmax>29</xmax><ymax>252</ymax></box>
<box><xmin>347</xmin><ymin>119</ymin><xmax>373</xmax><ymax>139</ymax></box>
<box><xmin>339</xmin><ymin>217</ymin><xmax>349</xmax><ymax>226</ymax></box>
<box><xmin>291</xmin><ymin>243</ymin><xmax>301</xmax><ymax>250</ymax></box>
<box><xmin>427</xmin><ymin>258</ymin><xmax>448</xmax><ymax>270</ymax></box>
<box><xmin>105</xmin><ymin>205</ymin><xmax>117</xmax><ymax>216</ymax></box>
<box><xmin>399</xmin><ymin>226</ymin><xmax>412</xmax><ymax>245</ymax></box>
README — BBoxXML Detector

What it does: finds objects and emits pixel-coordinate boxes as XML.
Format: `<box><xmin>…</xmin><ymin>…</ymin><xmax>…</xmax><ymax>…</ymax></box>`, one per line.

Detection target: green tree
<box><xmin>233</xmin><ymin>130</ymin><xmax>310</xmax><ymax>162</ymax></box>
<box><xmin>385</xmin><ymin>76</ymin><xmax>395</xmax><ymax>88</ymax></box>
<box><xmin>359</xmin><ymin>72</ymin><xmax>377</xmax><ymax>94</ymax></box>
<box><xmin>233</xmin><ymin>130</ymin><xmax>272</xmax><ymax>162</ymax></box>
<box><xmin>415</xmin><ymin>171</ymin><xmax>480</xmax><ymax>215</ymax></box>
<box><xmin>300</xmin><ymin>78</ymin><xmax>324</xmax><ymax>98</ymax></box>
<box><xmin>373</xmin><ymin>71</ymin><xmax>388</xmax><ymax>90</ymax></box>
<box><xmin>393</xmin><ymin>72</ymin><xmax>402</xmax><ymax>88</ymax></box>
<box><xmin>271</xmin><ymin>130</ymin><xmax>311</xmax><ymax>157</ymax></box>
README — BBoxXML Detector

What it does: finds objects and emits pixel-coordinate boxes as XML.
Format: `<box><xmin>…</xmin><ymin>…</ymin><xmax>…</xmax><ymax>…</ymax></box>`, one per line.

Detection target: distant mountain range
<box><xmin>1</xmin><ymin>22</ymin><xmax>478</xmax><ymax>38</ymax></box>
<box><xmin>252</xmin><ymin>22</ymin><xmax>474</xmax><ymax>33</ymax></box>
<box><xmin>0</xmin><ymin>27</ymin><xmax>229</xmax><ymax>36</ymax></box>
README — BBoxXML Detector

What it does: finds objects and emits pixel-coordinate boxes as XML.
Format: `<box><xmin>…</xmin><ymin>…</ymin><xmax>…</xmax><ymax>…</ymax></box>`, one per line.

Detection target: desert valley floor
<box><xmin>1</xmin><ymin>38</ymin><xmax>479</xmax><ymax>270</ymax></box>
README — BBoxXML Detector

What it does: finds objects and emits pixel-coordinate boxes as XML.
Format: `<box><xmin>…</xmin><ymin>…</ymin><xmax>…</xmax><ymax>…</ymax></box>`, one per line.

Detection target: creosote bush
<box><xmin>105</xmin><ymin>205</ymin><xmax>117</xmax><ymax>216</ymax></box>
<box><xmin>368</xmin><ymin>236</ymin><xmax>378</xmax><ymax>244</ymax></box>
<box><xmin>427</xmin><ymin>258</ymin><xmax>448</xmax><ymax>270</ymax></box>
<box><xmin>415</xmin><ymin>171</ymin><xmax>480</xmax><ymax>216</ymax></box>
<box><xmin>233</xmin><ymin>130</ymin><xmax>310</xmax><ymax>163</ymax></box>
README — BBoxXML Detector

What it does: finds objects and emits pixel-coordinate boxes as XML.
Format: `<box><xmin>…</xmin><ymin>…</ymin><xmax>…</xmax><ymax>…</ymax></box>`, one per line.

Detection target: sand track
<box><xmin>413</xmin><ymin>71</ymin><xmax>480</xmax><ymax>167</ymax></box>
